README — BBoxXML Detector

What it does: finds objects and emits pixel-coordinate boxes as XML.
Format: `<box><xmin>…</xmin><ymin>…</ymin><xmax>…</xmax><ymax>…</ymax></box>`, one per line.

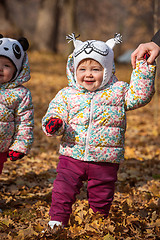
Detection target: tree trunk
<box><xmin>52</xmin><ymin>0</ymin><xmax>63</xmax><ymax>52</ymax></box>
<box><xmin>0</xmin><ymin>0</ymin><xmax>19</xmax><ymax>37</ymax></box>
<box><xmin>65</xmin><ymin>0</ymin><xmax>78</xmax><ymax>54</ymax></box>
<box><xmin>34</xmin><ymin>0</ymin><xmax>62</xmax><ymax>52</ymax></box>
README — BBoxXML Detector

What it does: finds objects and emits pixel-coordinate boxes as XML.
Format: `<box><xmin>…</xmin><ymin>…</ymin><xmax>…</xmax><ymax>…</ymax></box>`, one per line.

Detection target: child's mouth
<box><xmin>84</xmin><ymin>80</ymin><xmax>95</xmax><ymax>84</ymax></box>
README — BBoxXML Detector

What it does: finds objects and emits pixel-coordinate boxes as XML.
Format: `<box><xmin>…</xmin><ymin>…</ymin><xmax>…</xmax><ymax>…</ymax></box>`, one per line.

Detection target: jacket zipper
<box><xmin>84</xmin><ymin>94</ymin><xmax>94</xmax><ymax>160</ymax></box>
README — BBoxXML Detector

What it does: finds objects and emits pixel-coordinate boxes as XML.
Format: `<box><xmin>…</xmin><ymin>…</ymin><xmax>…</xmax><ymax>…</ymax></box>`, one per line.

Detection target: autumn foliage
<box><xmin>0</xmin><ymin>52</ymin><xmax>160</xmax><ymax>239</ymax></box>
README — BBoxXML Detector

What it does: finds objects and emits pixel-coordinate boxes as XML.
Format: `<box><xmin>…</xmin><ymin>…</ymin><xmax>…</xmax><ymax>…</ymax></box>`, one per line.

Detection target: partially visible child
<box><xmin>0</xmin><ymin>35</ymin><xmax>34</xmax><ymax>174</ymax></box>
<box><xmin>42</xmin><ymin>33</ymin><xmax>156</xmax><ymax>229</ymax></box>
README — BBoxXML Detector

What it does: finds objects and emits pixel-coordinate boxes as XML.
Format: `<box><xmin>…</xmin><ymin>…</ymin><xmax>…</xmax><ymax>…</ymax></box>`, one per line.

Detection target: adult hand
<box><xmin>131</xmin><ymin>42</ymin><xmax>160</xmax><ymax>68</ymax></box>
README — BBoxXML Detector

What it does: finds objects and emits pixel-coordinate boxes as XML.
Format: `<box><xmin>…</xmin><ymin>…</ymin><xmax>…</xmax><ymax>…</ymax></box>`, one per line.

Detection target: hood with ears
<box><xmin>0</xmin><ymin>34</ymin><xmax>29</xmax><ymax>80</ymax></box>
<box><xmin>66</xmin><ymin>33</ymin><xmax>122</xmax><ymax>89</ymax></box>
<box><xmin>0</xmin><ymin>53</ymin><xmax>31</xmax><ymax>89</ymax></box>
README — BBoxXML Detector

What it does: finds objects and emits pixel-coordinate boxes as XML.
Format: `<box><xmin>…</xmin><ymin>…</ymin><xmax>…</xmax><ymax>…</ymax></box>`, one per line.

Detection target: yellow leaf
<box><xmin>34</xmin><ymin>222</ymin><xmax>44</xmax><ymax>232</ymax></box>
<box><xmin>16</xmin><ymin>223</ymin><xmax>38</xmax><ymax>240</ymax></box>
<box><xmin>148</xmin><ymin>183</ymin><xmax>160</xmax><ymax>197</ymax></box>
<box><xmin>75</xmin><ymin>215</ymin><xmax>82</xmax><ymax>224</ymax></box>
<box><xmin>107</xmin><ymin>224</ymin><xmax>115</xmax><ymax>233</ymax></box>
<box><xmin>84</xmin><ymin>223</ymin><xmax>98</xmax><ymax>233</ymax></box>
<box><xmin>0</xmin><ymin>216</ymin><xmax>13</xmax><ymax>228</ymax></box>
<box><xmin>103</xmin><ymin>233</ymin><xmax>115</xmax><ymax>240</ymax></box>
<box><xmin>89</xmin><ymin>208</ymin><xmax>94</xmax><ymax>215</ymax></box>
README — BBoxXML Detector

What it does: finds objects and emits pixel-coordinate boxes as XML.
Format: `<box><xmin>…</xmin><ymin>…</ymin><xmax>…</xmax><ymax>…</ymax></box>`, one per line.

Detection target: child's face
<box><xmin>76</xmin><ymin>59</ymin><xmax>103</xmax><ymax>91</ymax></box>
<box><xmin>0</xmin><ymin>56</ymin><xmax>16</xmax><ymax>84</ymax></box>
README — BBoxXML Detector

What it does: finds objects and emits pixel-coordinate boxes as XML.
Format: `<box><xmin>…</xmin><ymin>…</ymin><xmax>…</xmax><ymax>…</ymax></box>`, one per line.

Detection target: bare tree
<box><xmin>34</xmin><ymin>0</ymin><xmax>63</xmax><ymax>52</ymax></box>
<box><xmin>64</xmin><ymin>0</ymin><xmax>78</xmax><ymax>53</ymax></box>
<box><xmin>52</xmin><ymin>0</ymin><xmax>63</xmax><ymax>52</ymax></box>
<box><xmin>0</xmin><ymin>0</ymin><xmax>20</xmax><ymax>37</ymax></box>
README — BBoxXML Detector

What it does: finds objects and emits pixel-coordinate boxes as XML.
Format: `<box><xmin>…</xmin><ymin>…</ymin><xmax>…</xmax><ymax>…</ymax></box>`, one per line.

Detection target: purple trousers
<box><xmin>0</xmin><ymin>152</ymin><xmax>8</xmax><ymax>174</ymax></box>
<box><xmin>49</xmin><ymin>155</ymin><xmax>119</xmax><ymax>226</ymax></box>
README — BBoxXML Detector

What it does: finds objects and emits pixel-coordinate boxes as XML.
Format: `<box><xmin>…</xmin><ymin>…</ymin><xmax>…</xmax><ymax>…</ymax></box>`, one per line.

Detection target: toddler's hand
<box><xmin>9</xmin><ymin>150</ymin><xmax>25</xmax><ymax>161</ymax></box>
<box><xmin>143</xmin><ymin>53</ymin><xmax>150</xmax><ymax>60</ymax></box>
<box><xmin>45</xmin><ymin>118</ymin><xmax>63</xmax><ymax>134</ymax></box>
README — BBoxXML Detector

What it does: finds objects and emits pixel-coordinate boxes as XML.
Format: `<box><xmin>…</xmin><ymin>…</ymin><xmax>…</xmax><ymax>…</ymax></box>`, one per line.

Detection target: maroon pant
<box><xmin>0</xmin><ymin>152</ymin><xmax>8</xmax><ymax>174</ymax></box>
<box><xmin>49</xmin><ymin>155</ymin><xmax>119</xmax><ymax>226</ymax></box>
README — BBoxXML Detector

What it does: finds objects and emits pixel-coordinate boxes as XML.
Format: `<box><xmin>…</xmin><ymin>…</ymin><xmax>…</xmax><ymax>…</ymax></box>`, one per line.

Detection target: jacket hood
<box><xmin>66</xmin><ymin>33</ymin><xmax>122</xmax><ymax>90</ymax></box>
<box><xmin>66</xmin><ymin>53</ymin><xmax>78</xmax><ymax>89</ymax></box>
<box><xmin>66</xmin><ymin>53</ymin><xmax>117</xmax><ymax>92</ymax></box>
<box><xmin>0</xmin><ymin>36</ymin><xmax>29</xmax><ymax>80</ymax></box>
<box><xmin>0</xmin><ymin>53</ymin><xmax>30</xmax><ymax>89</ymax></box>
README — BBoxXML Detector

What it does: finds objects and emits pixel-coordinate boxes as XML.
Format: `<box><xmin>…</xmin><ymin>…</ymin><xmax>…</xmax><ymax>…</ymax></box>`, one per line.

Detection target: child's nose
<box><xmin>86</xmin><ymin>70</ymin><xmax>92</xmax><ymax>76</ymax></box>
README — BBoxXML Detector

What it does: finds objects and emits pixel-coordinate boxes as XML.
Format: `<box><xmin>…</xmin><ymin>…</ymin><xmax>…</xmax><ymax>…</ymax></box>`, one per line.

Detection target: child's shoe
<box><xmin>41</xmin><ymin>220</ymin><xmax>63</xmax><ymax>234</ymax></box>
<box><xmin>48</xmin><ymin>220</ymin><xmax>62</xmax><ymax>229</ymax></box>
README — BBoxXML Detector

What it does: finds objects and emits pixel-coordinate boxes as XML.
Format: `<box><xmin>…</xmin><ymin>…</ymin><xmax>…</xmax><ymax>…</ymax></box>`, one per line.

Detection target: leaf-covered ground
<box><xmin>0</xmin><ymin>52</ymin><xmax>160</xmax><ymax>240</ymax></box>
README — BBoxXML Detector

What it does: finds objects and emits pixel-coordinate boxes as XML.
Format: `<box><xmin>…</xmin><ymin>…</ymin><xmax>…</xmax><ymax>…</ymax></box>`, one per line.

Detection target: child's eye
<box><xmin>5</xmin><ymin>64</ymin><xmax>10</xmax><ymax>67</ymax></box>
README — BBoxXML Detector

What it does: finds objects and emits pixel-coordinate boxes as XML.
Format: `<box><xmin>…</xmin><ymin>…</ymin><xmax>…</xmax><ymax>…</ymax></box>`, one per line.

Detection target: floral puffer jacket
<box><xmin>0</xmin><ymin>54</ymin><xmax>34</xmax><ymax>154</ymax></box>
<box><xmin>42</xmin><ymin>54</ymin><xmax>156</xmax><ymax>163</ymax></box>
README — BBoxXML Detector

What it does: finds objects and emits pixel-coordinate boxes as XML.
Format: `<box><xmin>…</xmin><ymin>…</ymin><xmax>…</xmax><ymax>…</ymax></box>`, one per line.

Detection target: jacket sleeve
<box><xmin>125</xmin><ymin>60</ymin><xmax>156</xmax><ymax>111</ymax></box>
<box><xmin>42</xmin><ymin>89</ymin><xmax>68</xmax><ymax>137</ymax></box>
<box><xmin>9</xmin><ymin>88</ymin><xmax>34</xmax><ymax>154</ymax></box>
<box><xmin>151</xmin><ymin>29</ymin><xmax>160</xmax><ymax>47</ymax></box>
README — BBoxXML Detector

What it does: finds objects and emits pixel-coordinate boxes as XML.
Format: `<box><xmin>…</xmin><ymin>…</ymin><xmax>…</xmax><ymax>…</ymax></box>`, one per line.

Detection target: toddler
<box><xmin>42</xmin><ymin>33</ymin><xmax>156</xmax><ymax>228</ymax></box>
<box><xmin>0</xmin><ymin>35</ymin><xmax>34</xmax><ymax>174</ymax></box>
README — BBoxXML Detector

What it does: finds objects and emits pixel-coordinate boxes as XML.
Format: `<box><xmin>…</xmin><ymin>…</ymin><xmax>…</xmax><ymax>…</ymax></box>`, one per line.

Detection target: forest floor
<box><xmin>0</xmin><ymin>51</ymin><xmax>160</xmax><ymax>240</ymax></box>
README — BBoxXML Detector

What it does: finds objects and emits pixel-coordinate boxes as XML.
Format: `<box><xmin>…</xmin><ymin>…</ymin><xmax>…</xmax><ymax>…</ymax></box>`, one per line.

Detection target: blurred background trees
<box><xmin>0</xmin><ymin>0</ymin><xmax>159</xmax><ymax>56</ymax></box>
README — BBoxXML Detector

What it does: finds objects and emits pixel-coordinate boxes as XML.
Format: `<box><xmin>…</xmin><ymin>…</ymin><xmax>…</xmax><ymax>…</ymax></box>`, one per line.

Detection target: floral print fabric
<box><xmin>42</xmin><ymin>55</ymin><xmax>156</xmax><ymax>163</ymax></box>
<box><xmin>0</xmin><ymin>54</ymin><xmax>34</xmax><ymax>154</ymax></box>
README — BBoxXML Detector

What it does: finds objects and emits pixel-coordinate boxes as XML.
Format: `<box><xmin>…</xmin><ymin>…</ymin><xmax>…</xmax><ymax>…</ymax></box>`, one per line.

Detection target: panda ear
<box><xmin>18</xmin><ymin>37</ymin><xmax>29</xmax><ymax>51</ymax></box>
<box><xmin>0</xmin><ymin>34</ymin><xmax>3</xmax><ymax>38</ymax></box>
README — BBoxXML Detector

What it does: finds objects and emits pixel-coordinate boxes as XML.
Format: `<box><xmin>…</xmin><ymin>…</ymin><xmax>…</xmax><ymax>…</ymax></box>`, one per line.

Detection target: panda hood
<box><xmin>0</xmin><ymin>35</ymin><xmax>30</xmax><ymax>88</ymax></box>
